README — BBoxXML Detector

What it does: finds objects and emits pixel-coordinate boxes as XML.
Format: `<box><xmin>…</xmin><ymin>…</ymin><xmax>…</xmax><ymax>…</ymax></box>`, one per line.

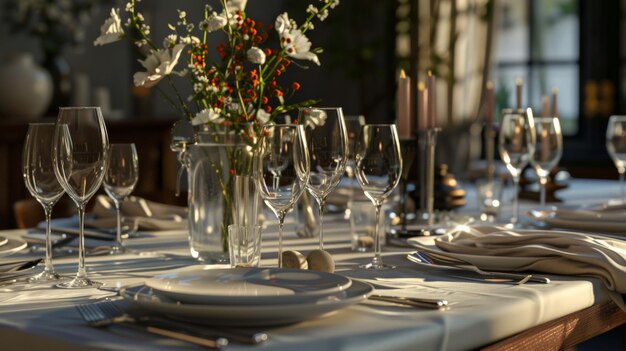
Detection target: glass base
<box><xmin>28</xmin><ymin>270</ymin><xmax>63</xmax><ymax>283</ymax></box>
<box><xmin>56</xmin><ymin>276</ymin><xmax>103</xmax><ymax>289</ymax></box>
<box><xmin>359</xmin><ymin>262</ymin><xmax>395</xmax><ymax>270</ymax></box>
<box><xmin>109</xmin><ymin>245</ymin><xmax>126</xmax><ymax>255</ymax></box>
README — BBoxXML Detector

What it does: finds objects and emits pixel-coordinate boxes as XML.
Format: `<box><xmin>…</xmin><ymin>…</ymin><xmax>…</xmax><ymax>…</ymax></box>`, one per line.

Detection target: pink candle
<box><xmin>417</xmin><ymin>82</ymin><xmax>427</xmax><ymax>130</ymax></box>
<box><xmin>551</xmin><ymin>87</ymin><xmax>559</xmax><ymax>118</ymax></box>
<box><xmin>396</xmin><ymin>69</ymin><xmax>412</xmax><ymax>138</ymax></box>
<box><xmin>427</xmin><ymin>71</ymin><xmax>436</xmax><ymax>128</ymax></box>
<box><xmin>485</xmin><ymin>81</ymin><xmax>494</xmax><ymax>123</ymax></box>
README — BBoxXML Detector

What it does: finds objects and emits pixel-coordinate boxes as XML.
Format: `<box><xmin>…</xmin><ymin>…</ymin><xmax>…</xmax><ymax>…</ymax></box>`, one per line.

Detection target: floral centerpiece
<box><xmin>94</xmin><ymin>0</ymin><xmax>339</xmax><ymax>261</ymax></box>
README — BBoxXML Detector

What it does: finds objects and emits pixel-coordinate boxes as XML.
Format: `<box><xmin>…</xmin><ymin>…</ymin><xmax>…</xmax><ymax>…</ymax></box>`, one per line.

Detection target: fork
<box><xmin>76</xmin><ymin>302</ymin><xmax>229</xmax><ymax>349</ymax></box>
<box><xmin>76</xmin><ymin>300</ymin><xmax>268</xmax><ymax>345</ymax></box>
<box><xmin>412</xmin><ymin>251</ymin><xmax>550</xmax><ymax>284</ymax></box>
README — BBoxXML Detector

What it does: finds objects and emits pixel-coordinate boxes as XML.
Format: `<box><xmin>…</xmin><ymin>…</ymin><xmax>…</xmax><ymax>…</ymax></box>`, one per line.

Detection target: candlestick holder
<box><xmin>484</xmin><ymin>121</ymin><xmax>497</xmax><ymax>183</ymax></box>
<box><xmin>397</xmin><ymin>138</ymin><xmax>417</xmax><ymax>228</ymax></box>
<box><xmin>417</xmin><ymin>128</ymin><xmax>441</xmax><ymax>228</ymax></box>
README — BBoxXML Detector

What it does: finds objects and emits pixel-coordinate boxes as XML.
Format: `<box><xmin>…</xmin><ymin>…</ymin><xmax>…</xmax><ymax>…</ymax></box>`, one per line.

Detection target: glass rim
<box><xmin>58</xmin><ymin>106</ymin><xmax>102</xmax><ymax>110</ymax></box>
<box><xmin>27</xmin><ymin>122</ymin><xmax>55</xmax><ymax>126</ymax></box>
<box><xmin>298</xmin><ymin>106</ymin><xmax>343</xmax><ymax>110</ymax></box>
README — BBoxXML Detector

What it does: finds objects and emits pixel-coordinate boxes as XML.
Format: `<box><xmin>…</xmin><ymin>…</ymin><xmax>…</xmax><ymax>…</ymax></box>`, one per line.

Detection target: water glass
<box><xmin>606</xmin><ymin>116</ymin><xmax>626</xmax><ymax>203</ymax></box>
<box><xmin>475</xmin><ymin>179</ymin><xmax>504</xmax><ymax>222</ymax></box>
<box><xmin>228</xmin><ymin>225</ymin><xmax>262</xmax><ymax>268</ymax></box>
<box><xmin>348</xmin><ymin>200</ymin><xmax>376</xmax><ymax>252</ymax></box>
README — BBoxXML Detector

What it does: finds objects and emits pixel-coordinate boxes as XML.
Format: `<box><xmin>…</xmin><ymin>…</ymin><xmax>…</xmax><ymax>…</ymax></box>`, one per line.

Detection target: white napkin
<box><xmin>90</xmin><ymin>195</ymin><xmax>187</xmax><ymax>231</ymax></box>
<box><xmin>429</xmin><ymin>226</ymin><xmax>626</xmax><ymax>294</ymax></box>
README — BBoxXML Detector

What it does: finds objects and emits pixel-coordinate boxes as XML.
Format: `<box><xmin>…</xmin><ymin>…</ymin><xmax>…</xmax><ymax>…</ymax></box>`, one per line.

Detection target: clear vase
<box><xmin>184</xmin><ymin>127</ymin><xmax>258</xmax><ymax>263</ymax></box>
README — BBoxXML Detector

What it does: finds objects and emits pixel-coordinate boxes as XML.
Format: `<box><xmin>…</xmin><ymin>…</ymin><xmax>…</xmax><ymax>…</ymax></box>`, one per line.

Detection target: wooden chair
<box><xmin>13</xmin><ymin>197</ymin><xmax>76</xmax><ymax>229</ymax></box>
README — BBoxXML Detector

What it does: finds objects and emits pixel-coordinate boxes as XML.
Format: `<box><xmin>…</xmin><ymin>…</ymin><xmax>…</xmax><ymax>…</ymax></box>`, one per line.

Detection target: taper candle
<box><xmin>485</xmin><ymin>81</ymin><xmax>494</xmax><ymax>123</ymax></box>
<box><xmin>427</xmin><ymin>71</ymin><xmax>436</xmax><ymax>128</ymax></box>
<box><xmin>551</xmin><ymin>87</ymin><xmax>559</xmax><ymax>118</ymax></box>
<box><xmin>397</xmin><ymin>69</ymin><xmax>412</xmax><ymax>138</ymax></box>
<box><xmin>418</xmin><ymin>81</ymin><xmax>427</xmax><ymax>130</ymax></box>
<box><xmin>541</xmin><ymin>95</ymin><xmax>549</xmax><ymax>117</ymax></box>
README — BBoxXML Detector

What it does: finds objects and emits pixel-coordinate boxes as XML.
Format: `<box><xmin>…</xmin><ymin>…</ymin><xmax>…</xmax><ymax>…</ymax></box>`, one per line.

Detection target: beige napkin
<box><xmin>89</xmin><ymin>195</ymin><xmax>187</xmax><ymax>231</ymax></box>
<box><xmin>429</xmin><ymin>226</ymin><xmax>626</xmax><ymax>294</ymax></box>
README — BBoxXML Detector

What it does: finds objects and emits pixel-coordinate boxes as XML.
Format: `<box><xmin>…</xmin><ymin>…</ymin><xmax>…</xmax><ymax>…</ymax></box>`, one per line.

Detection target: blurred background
<box><xmin>0</xmin><ymin>0</ymin><xmax>622</xmax><ymax>228</ymax></box>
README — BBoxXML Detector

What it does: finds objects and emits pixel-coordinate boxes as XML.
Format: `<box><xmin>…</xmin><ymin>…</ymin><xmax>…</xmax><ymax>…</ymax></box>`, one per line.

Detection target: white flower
<box><xmin>180</xmin><ymin>35</ymin><xmax>200</xmax><ymax>44</ymax></box>
<box><xmin>226</xmin><ymin>0</ymin><xmax>247</xmax><ymax>12</ymax></box>
<box><xmin>303</xmin><ymin>108</ymin><xmax>327</xmax><ymax>129</ymax></box>
<box><xmin>282</xmin><ymin>29</ymin><xmax>320</xmax><ymax>66</ymax></box>
<box><xmin>191</xmin><ymin>108</ymin><xmax>224</xmax><ymax>125</ymax></box>
<box><xmin>256</xmin><ymin>109</ymin><xmax>271</xmax><ymax>125</ymax></box>
<box><xmin>163</xmin><ymin>34</ymin><xmax>177</xmax><ymax>48</ymax></box>
<box><xmin>178</xmin><ymin>10</ymin><xmax>186</xmax><ymax>19</ymax></box>
<box><xmin>274</xmin><ymin>12</ymin><xmax>293</xmax><ymax>36</ymax></box>
<box><xmin>203</xmin><ymin>12</ymin><xmax>227</xmax><ymax>32</ymax></box>
<box><xmin>94</xmin><ymin>8</ymin><xmax>124</xmax><ymax>46</ymax></box>
<box><xmin>246</xmin><ymin>47</ymin><xmax>266</xmax><ymax>65</ymax></box>
<box><xmin>317</xmin><ymin>9</ymin><xmax>329</xmax><ymax>21</ymax></box>
<box><xmin>133</xmin><ymin>44</ymin><xmax>186</xmax><ymax>88</ymax></box>
<box><xmin>306</xmin><ymin>5</ymin><xmax>318</xmax><ymax>15</ymax></box>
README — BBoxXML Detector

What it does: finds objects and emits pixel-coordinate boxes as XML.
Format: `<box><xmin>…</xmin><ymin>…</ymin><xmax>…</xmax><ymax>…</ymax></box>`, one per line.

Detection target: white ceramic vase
<box><xmin>0</xmin><ymin>53</ymin><xmax>53</xmax><ymax>121</ymax></box>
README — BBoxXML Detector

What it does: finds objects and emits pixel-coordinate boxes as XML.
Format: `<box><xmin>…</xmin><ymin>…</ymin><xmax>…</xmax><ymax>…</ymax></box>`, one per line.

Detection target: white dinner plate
<box><xmin>121</xmin><ymin>280</ymin><xmax>373</xmax><ymax>327</ymax></box>
<box><xmin>0</xmin><ymin>236</ymin><xmax>8</xmax><ymax>247</ymax></box>
<box><xmin>527</xmin><ymin>209</ymin><xmax>626</xmax><ymax>234</ymax></box>
<box><xmin>144</xmin><ymin>267</ymin><xmax>353</xmax><ymax>305</ymax></box>
<box><xmin>0</xmin><ymin>237</ymin><xmax>27</xmax><ymax>258</ymax></box>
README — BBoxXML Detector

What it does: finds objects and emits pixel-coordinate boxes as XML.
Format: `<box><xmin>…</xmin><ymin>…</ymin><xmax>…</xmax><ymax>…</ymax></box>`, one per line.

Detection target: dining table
<box><xmin>1</xmin><ymin>178</ymin><xmax>625</xmax><ymax>351</ymax></box>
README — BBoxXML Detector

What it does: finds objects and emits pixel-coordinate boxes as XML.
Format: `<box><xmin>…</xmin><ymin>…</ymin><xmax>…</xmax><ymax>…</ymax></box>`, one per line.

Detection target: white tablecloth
<box><xmin>0</xmin><ymin>179</ymin><xmax>620</xmax><ymax>351</ymax></box>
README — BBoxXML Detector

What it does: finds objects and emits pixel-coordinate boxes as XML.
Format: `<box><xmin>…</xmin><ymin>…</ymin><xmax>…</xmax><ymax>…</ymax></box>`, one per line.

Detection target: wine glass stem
<box><xmin>619</xmin><ymin>169</ymin><xmax>626</xmax><ymax>203</ymax></box>
<box><xmin>115</xmin><ymin>201</ymin><xmax>122</xmax><ymax>249</ymax></box>
<box><xmin>539</xmin><ymin>176</ymin><xmax>547</xmax><ymax>208</ymax></box>
<box><xmin>318</xmin><ymin>198</ymin><xmax>325</xmax><ymax>250</ymax></box>
<box><xmin>43</xmin><ymin>204</ymin><xmax>54</xmax><ymax>274</ymax></box>
<box><xmin>278</xmin><ymin>211</ymin><xmax>285</xmax><ymax>268</ymax></box>
<box><xmin>77</xmin><ymin>204</ymin><xmax>87</xmax><ymax>279</ymax></box>
<box><xmin>372</xmin><ymin>203</ymin><xmax>383</xmax><ymax>267</ymax></box>
<box><xmin>512</xmin><ymin>176</ymin><xmax>520</xmax><ymax>225</ymax></box>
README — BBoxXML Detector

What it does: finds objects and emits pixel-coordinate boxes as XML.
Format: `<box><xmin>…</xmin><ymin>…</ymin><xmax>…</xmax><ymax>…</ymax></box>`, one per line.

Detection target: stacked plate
<box><xmin>121</xmin><ymin>267</ymin><xmax>373</xmax><ymax>326</ymax></box>
<box><xmin>527</xmin><ymin>203</ymin><xmax>626</xmax><ymax>233</ymax></box>
<box><xmin>0</xmin><ymin>235</ymin><xmax>27</xmax><ymax>258</ymax></box>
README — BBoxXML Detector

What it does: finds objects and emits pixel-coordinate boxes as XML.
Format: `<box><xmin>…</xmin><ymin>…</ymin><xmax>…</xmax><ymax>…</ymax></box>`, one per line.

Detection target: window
<box><xmin>493</xmin><ymin>0</ymin><xmax>579</xmax><ymax>135</ymax></box>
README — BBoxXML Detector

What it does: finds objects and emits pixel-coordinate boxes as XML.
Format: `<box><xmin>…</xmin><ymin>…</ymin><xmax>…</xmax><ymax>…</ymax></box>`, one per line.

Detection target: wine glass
<box><xmin>531</xmin><ymin>117</ymin><xmax>563</xmax><ymax>207</ymax></box>
<box><xmin>344</xmin><ymin>116</ymin><xmax>366</xmax><ymax>211</ymax></box>
<box><xmin>606</xmin><ymin>116</ymin><xmax>626</xmax><ymax>203</ymax></box>
<box><xmin>53</xmin><ymin>107</ymin><xmax>109</xmax><ymax>288</ymax></box>
<box><xmin>354</xmin><ymin>124</ymin><xmax>403</xmax><ymax>269</ymax></box>
<box><xmin>299</xmin><ymin>107</ymin><xmax>348</xmax><ymax>251</ymax></box>
<box><xmin>103</xmin><ymin>143</ymin><xmax>139</xmax><ymax>253</ymax></box>
<box><xmin>22</xmin><ymin>123</ymin><xmax>65</xmax><ymax>282</ymax></box>
<box><xmin>498</xmin><ymin>109</ymin><xmax>536</xmax><ymax>226</ymax></box>
<box><xmin>254</xmin><ymin>124</ymin><xmax>310</xmax><ymax>268</ymax></box>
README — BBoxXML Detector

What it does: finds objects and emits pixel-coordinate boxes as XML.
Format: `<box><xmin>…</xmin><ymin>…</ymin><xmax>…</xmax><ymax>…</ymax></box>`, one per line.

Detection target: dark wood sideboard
<box><xmin>0</xmin><ymin>118</ymin><xmax>184</xmax><ymax>229</ymax></box>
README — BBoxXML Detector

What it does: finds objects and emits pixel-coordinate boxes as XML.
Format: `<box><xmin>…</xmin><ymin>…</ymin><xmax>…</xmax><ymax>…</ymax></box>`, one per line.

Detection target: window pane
<box><xmin>495</xmin><ymin>0</ymin><xmax>529</xmax><ymax>62</ymax></box>
<box><xmin>529</xmin><ymin>65</ymin><xmax>579</xmax><ymax>135</ymax></box>
<box><xmin>492</xmin><ymin>65</ymin><xmax>530</xmax><ymax>116</ymax></box>
<box><xmin>531</xmin><ymin>0</ymin><xmax>579</xmax><ymax>61</ymax></box>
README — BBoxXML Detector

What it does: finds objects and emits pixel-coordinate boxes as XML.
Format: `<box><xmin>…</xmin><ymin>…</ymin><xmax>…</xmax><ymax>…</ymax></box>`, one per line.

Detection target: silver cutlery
<box><xmin>368</xmin><ymin>294</ymin><xmax>449</xmax><ymax>310</ymax></box>
<box><xmin>409</xmin><ymin>251</ymin><xmax>550</xmax><ymax>284</ymax></box>
<box><xmin>76</xmin><ymin>300</ymin><xmax>268</xmax><ymax>346</ymax></box>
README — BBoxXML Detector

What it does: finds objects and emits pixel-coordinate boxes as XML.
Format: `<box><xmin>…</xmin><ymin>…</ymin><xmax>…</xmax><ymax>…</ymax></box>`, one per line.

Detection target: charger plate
<box><xmin>121</xmin><ymin>280</ymin><xmax>373</xmax><ymax>327</ymax></box>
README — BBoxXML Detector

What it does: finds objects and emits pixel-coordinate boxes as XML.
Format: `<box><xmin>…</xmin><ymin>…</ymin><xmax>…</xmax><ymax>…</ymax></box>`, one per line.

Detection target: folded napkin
<box><xmin>431</xmin><ymin>226</ymin><xmax>626</xmax><ymax>295</ymax></box>
<box><xmin>90</xmin><ymin>195</ymin><xmax>187</xmax><ymax>231</ymax></box>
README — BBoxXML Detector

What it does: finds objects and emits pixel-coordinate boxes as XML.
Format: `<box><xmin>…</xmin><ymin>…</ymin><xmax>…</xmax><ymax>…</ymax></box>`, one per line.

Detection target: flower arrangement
<box><xmin>95</xmin><ymin>0</ymin><xmax>340</xmax><ymax>139</ymax></box>
<box><xmin>3</xmin><ymin>0</ymin><xmax>108</xmax><ymax>55</ymax></box>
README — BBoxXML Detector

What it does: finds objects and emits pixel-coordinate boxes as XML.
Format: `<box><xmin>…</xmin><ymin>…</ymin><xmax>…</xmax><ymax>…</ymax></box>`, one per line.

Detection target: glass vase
<box><xmin>184</xmin><ymin>127</ymin><xmax>259</xmax><ymax>263</ymax></box>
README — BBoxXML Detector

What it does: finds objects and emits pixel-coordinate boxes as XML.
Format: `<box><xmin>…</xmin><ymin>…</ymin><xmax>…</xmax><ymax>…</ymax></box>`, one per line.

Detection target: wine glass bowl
<box><xmin>606</xmin><ymin>116</ymin><xmax>626</xmax><ymax>203</ymax></box>
<box><xmin>531</xmin><ymin>117</ymin><xmax>563</xmax><ymax>207</ymax></box>
<box><xmin>299</xmin><ymin>107</ymin><xmax>348</xmax><ymax>251</ymax></box>
<box><xmin>22</xmin><ymin>123</ymin><xmax>65</xmax><ymax>282</ymax></box>
<box><xmin>104</xmin><ymin>143</ymin><xmax>139</xmax><ymax>253</ymax></box>
<box><xmin>498</xmin><ymin>109</ymin><xmax>536</xmax><ymax>226</ymax></box>
<box><xmin>53</xmin><ymin>107</ymin><xmax>109</xmax><ymax>288</ymax></box>
<box><xmin>354</xmin><ymin>124</ymin><xmax>402</xmax><ymax>269</ymax></box>
<box><xmin>254</xmin><ymin>124</ymin><xmax>310</xmax><ymax>267</ymax></box>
